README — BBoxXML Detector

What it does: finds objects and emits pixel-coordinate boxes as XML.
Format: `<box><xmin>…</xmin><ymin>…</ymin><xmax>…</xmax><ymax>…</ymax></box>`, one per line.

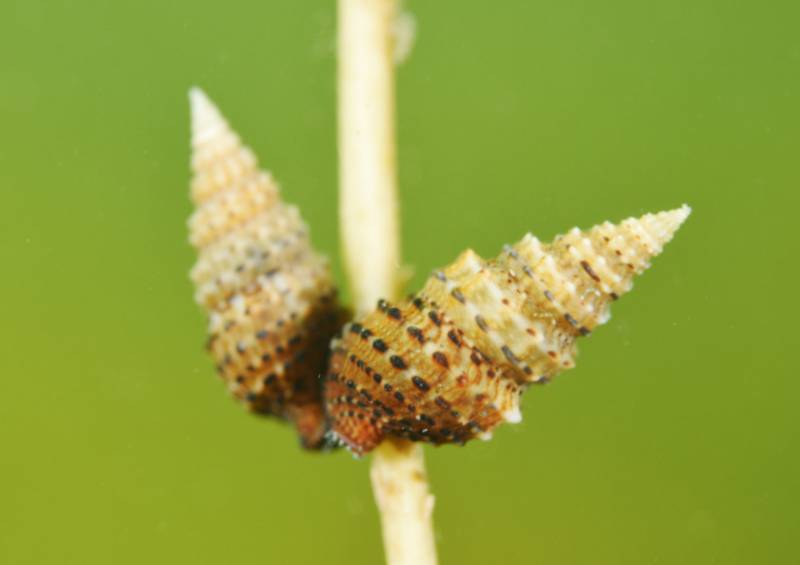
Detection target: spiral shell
<box><xmin>324</xmin><ymin>207</ymin><xmax>690</xmax><ymax>454</ymax></box>
<box><xmin>188</xmin><ymin>88</ymin><xmax>347</xmax><ymax>448</ymax></box>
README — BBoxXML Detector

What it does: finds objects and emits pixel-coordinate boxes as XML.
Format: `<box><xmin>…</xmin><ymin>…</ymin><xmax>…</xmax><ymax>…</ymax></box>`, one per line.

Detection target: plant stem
<box><xmin>337</xmin><ymin>1</ymin><xmax>438</xmax><ymax>564</ymax></box>
<box><xmin>338</xmin><ymin>0</ymin><xmax>401</xmax><ymax>315</ymax></box>
<box><xmin>370</xmin><ymin>439</ymin><xmax>437</xmax><ymax>565</ymax></box>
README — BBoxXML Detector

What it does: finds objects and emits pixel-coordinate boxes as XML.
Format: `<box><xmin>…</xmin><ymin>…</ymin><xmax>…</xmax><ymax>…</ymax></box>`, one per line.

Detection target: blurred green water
<box><xmin>0</xmin><ymin>0</ymin><xmax>797</xmax><ymax>563</ymax></box>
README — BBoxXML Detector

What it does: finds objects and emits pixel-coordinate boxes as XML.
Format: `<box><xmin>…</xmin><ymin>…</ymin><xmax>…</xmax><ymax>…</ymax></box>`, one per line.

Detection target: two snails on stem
<box><xmin>187</xmin><ymin>89</ymin><xmax>690</xmax><ymax>453</ymax></box>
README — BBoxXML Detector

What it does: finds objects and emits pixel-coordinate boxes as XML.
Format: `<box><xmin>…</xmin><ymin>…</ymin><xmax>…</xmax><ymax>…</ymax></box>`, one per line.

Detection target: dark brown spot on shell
<box><xmin>432</xmin><ymin>351</ymin><xmax>449</xmax><ymax>369</ymax></box>
<box><xmin>502</xmin><ymin>345</ymin><xmax>519</xmax><ymax>365</ymax></box>
<box><xmin>447</xmin><ymin>330</ymin><xmax>461</xmax><ymax>347</ymax></box>
<box><xmin>412</xmin><ymin>376</ymin><xmax>430</xmax><ymax>392</ymax></box>
<box><xmin>406</xmin><ymin>326</ymin><xmax>425</xmax><ymax>343</ymax></box>
<box><xmin>419</xmin><ymin>414</ymin><xmax>435</xmax><ymax>426</ymax></box>
<box><xmin>580</xmin><ymin>260</ymin><xmax>601</xmax><ymax>282</ymax></box>
<box><xmin>390</xmin><ymin>355</ymin><xmax>407</xmax><ymax>370</ymax></box>
<box><xmin>468</xmin><ymin>420</ymin><xmax>483</xmax><ymax>432</ymax></box>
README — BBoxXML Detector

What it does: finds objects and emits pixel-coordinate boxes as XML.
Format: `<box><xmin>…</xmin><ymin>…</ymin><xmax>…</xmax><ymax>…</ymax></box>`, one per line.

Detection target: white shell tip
<box><xmin>673</xmin><ymin>203</ymin><xmax>692</xmax><ymax>224</ymax></box>
<box><xmin>503</xmin><ymin>407</ymin><xmax>523</xmax><ymax>424</ymax></box>
<box><xmin>662</xmin><ymin>204</ymin><xmax>691</xmax><ymax>230</ymax></box>
<box><xmin>188</xmin><ymin>86</ymin><xmax>226</xmax><ymax>144</ymax></box>
<box><xmin>645</xmin><ymin>204</ymin><xmax>692</xmax><ymax>247</ymax></box>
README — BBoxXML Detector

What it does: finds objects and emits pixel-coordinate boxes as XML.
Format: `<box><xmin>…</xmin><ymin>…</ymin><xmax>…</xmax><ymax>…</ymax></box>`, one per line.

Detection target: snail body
<box><xmin>188</xmin><ymin>89</ymin><xmax>346</xmax><ymax>448</ymax></box>
<box><xmin>325</xmin><ymin>207</ymin><xmax>690</xmax><ymax>454</ymax></box>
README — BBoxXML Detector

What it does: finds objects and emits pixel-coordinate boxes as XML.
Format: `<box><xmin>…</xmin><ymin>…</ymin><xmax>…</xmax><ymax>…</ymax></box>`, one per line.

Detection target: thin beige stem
<box><xmin>337</xmin><ymin>1</ymin><xmax>438</xmax><ymax>565</ymax></box>
<box><xmin>370</xmin><ymin>439</ymin><xmax>437</xmax><ymax>565</ymax></box>
<box><xmin>338</xmin><ymin>0</ymin><xmax>401</xmax><ymax>315</ymax></box>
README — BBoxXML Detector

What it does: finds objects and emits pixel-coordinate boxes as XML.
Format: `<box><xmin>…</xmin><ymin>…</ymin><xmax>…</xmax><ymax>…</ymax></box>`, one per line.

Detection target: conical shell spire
<box><xmin>324</xmin><ymin>207</ymin><xmax>690</xmax><ymax>455</ymax></box>
<box><xmin>188</xmin><ymin>88</ymin><xmax>347</xmax><ymax>449</ymax></box>
<box><xmin>190</xmin><ymin>87</ymin><xmax>227</xmax><ymax>147</ymax></box>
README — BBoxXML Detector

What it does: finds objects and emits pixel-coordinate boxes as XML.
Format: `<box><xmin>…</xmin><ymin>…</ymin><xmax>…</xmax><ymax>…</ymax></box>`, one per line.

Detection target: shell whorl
<box><xmin>188</xmin><ymin>88</ymin><xmax>347</xmax><ymax>449</ymax></box>
<box><xmin>324</xmin><ymin>207</ymin><xmax>690</xmax><ymax>454</ymax></box>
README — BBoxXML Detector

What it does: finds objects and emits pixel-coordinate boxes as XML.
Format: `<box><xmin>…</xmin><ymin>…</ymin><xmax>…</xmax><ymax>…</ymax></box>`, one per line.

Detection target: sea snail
<box><xmin>188</xmin><ymin>88</ymin><xmax>347</xmax><ymax>448</ymax></box>
<box><xmin>325</xmin><ymin>207</ymin><xmax>690</xmax><ymax>455</ymax></box>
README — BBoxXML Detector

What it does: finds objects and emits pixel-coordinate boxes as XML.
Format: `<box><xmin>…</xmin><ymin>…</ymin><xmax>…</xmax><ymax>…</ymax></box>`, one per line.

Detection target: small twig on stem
<box><xmin>337</xmin><ymin>1</ymin><xmax>438</xmax><ymax>564</ymax></box>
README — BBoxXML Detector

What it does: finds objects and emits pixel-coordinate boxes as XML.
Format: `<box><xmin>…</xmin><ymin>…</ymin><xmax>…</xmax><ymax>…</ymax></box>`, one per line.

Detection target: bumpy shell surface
<box><xmin>188</xmin><ymin>88</ymin><xmax>347</xmax><ymax>448</ymax></box>
<box><xmin>325</xmin><ymin>207</ymin><xmax>690</xmax><ymax>454</ymax></box>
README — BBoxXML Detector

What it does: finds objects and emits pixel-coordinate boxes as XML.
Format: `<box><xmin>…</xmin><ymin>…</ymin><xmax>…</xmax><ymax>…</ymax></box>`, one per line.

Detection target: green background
<box><xmin>1</xmin><ymin>1</ymin><xmax>797</xmax><ymax>563</ymax></box>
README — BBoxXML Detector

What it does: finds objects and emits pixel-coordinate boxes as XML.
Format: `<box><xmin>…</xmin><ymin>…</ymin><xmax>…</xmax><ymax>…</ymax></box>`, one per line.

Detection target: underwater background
<box><xmin>1</xmin><ymin>1</ymin><xmax>796</xmax><ymax>563</ymax></box>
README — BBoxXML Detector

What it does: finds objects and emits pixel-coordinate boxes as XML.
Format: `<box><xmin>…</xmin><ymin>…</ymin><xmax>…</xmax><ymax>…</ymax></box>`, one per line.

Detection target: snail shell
<box><xmin>324</xmin><ymin>207</ymin><xmax>690</xmax><ymax>454</ymax></box>
<box><xmin>188</xmin><ymin>88</ymin><xmax>347</xmax><ymax>448</ymax></box>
